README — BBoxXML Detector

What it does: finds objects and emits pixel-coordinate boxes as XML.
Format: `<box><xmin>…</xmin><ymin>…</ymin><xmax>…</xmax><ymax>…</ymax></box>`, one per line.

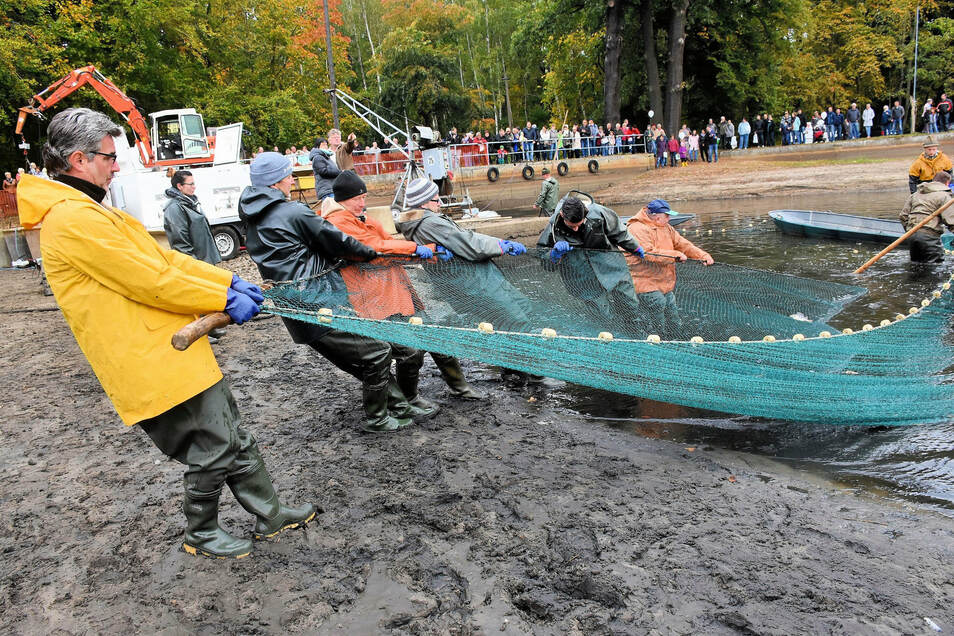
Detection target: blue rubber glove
<box><xmin>225</xmin><ymin>288</ymin><xmax>261</xmax><ymax>325</ymax></box>
<box><xmin>231</xmin><ymin>274</ymin><xmax>265</xmax><ymax>304</ymax></box>
<box><xmin>414</xmin><ymin>244</ymin><xmax>434</xmax><ymax>259</ymax></box>
<box><xmin>498</xmin><ymin>239</ymin><xmax>527</xmax><ymax>256</ymax></box>
<box><xmin>549</xmin><ymin>240</ymin><xmax>573</xmax><ymax>263</ymax></box>
<box><xmin>630</xmin><ymin>246</ymin><xmax>646</xmax><ymax>258</ymax></box>
<box><xmin>435</xmin><ymin>245</ymin><xmax>454</xmax><ymax>261</ymax></box>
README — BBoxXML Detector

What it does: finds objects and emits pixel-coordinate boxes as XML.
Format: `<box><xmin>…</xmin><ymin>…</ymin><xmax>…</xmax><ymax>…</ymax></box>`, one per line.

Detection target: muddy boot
<box><xmin>433</xmin><ymin>354</ymin><xmax>484</xmax><ymax>400</ymax></box>
<box><xmin>182</xmin><ymin>489</ymin><xmax>253</xmax><ymax>559</ymax></box>
<box><xmin>228</xmin><ymin>466</ymin><xmax>317</xmax><ymax>540</ymax></box>
<box><xmin>389</xmin><ymin>377</ymin><xmax>439</xmax><ymax>421</ymax></box>
<box><xmin>363</xmin><ymin>379</ymin><xmax>413</xmax><ymax>433</ymax></box>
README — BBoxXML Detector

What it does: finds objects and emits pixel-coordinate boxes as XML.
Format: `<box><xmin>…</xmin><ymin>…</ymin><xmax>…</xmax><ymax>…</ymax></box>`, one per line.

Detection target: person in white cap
<box><xmin>397</xmin><ymin>177</ymin><xmax>542</xmax><ymax>383</ymax></box>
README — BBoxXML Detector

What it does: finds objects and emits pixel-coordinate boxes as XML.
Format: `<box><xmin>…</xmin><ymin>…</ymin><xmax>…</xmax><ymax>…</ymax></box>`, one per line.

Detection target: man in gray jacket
<box><xmin>396</xmin><ymin>177</ymin><xmax>540</xmax><ymax>383</ymax></box>
<box><xmin>164</xmin><ymin>170</ymin><xmax>227</xmax><ymax>339</ymax></box>
<box><xmin>163</xmin><ymin>170</ymin><xmax>220</xmax><ymax>265</ymax></box>
<box><xmin>533</xmin><ymin>167</ymin><xmax>560</xmax><ymax>217</ymax></box>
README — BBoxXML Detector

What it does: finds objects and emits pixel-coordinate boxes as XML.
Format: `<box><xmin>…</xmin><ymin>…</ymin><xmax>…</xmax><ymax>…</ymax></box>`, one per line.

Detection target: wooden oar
<box><xmin>853</xmin><ymin>197</ymin><xmax>954</xmax><ymax>274</ymax></box>
<box><xmin>171</xmin><ymin>282</ymin><xmax>273</xmax><ymax>351</ymax></box>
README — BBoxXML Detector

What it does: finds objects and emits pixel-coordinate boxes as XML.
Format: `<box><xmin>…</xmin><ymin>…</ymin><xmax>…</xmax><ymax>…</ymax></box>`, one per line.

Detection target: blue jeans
<box><xmin>798</xmin><ymin>129</ymin><xmax>805</xmax><ymax>144</ymax></box>
<box><xmin>689</xmin><ymin>148</ymin><xmax>698</xmax><ymax>161</ymax></box>
<box><xmin>739</xmin><ymin>134</ymin><xmax>749</xmax><ymax>149</ymax></box>
<box><xmin>708</xmin><ymin>144</ymin><xmax>718</xmax><ymax>162</ymax></box>
<box><xmin>849</xmin><ymin>122</ymin><xmax>859</xmax><ymax>139</ymax></box>
<box><xmin>827</xmin><ymin>125</ymin><xmax>837</xmax><ymax>140</ymax></box>
<box><xmin>865</xmin><ymin>125</ymin><xmax>872</xmax><ymax>137</ymax></box>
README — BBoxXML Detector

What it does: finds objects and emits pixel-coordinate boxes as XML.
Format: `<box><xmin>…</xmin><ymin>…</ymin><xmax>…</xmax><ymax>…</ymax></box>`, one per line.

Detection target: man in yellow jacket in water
<box><xmin>17</xmin><ymin>108</ymin><xmax>314</xmax><ymax>559</ymax></box>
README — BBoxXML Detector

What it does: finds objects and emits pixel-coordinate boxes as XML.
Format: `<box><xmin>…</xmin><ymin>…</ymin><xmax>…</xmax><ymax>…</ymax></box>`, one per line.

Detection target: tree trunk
<box><xmin>603</xmin><ymin>0</ymin><xmax>626</xmax><ymax>125</ymax></box>
<box><xmin>640</xmin><ymin>0</ymin><xmax>663</xmax><ymax>127</ymax></box>
<box><xmin>663</xmin><ymin>0</ymin><xmax>689</xmax><ymax>134</ymax></box>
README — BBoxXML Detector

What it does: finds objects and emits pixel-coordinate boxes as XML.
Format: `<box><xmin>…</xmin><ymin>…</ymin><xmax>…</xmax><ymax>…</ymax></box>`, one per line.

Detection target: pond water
<box><xmin>508</xmin><ymin>188</ymin><xmax>954</xmax><ymax>515</ymax></box>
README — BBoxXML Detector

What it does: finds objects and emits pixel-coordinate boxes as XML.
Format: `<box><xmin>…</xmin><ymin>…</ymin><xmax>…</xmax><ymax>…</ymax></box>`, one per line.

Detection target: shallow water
<box><xmin>508</xmin><ymin>188</ymin><xmax>954</xmax><ymax>515</ymax></box>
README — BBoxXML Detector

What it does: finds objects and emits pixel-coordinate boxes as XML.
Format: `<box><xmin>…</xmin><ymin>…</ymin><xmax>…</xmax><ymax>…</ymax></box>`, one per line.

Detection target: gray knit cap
<box><xmin>249</xmin><ymin>151</ymin><xmax>294</xmax><ymax>187</ymax></box>
<box><xmin>405</xmin><ymin>178</ymin><xmax>439</xmax><ymax>208</ymax></box>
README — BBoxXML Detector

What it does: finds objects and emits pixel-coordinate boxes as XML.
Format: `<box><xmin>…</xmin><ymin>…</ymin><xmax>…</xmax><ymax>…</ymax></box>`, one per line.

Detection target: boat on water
<box><xmin>768</xmin><ymin>209</ymin><xmax>909</xmax><ymax>244</ymax></box>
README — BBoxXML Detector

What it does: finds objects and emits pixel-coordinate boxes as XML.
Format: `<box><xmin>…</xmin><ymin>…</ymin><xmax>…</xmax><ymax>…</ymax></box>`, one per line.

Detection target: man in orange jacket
<box><xmin>626</xmin><ymin>199</ymin><xmax>713</xmax><ymax>339</ymax></box>
<box><xmin>322</xmin><ymin>171</ymin><xmax>483</xmax><ymax>400</ymax></box>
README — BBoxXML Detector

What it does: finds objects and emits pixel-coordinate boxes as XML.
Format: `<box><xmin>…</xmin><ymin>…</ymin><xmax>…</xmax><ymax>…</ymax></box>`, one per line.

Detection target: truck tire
<box><xmin>587</xmin><ymin>159</ymin><xmax>600</xmax><ymax>173</ymax></box>
<box><xmin>557</xmin><ymin>161</ymin><xmax>569</xmax><ymax>176</ymax></box>
<box><xmin>521</xmin><ymin>165</ymin><xmax>534</xmax><ymax>180</ymax></box>
<box><xmin>487</xmin><ymin>167</ymin><xmax>499</xmax><ymax>182</ymax></box>
<box><xmin>213</xmin><ymin>225</ymin><xmax>241</xmax><ymax>261</ymax></box>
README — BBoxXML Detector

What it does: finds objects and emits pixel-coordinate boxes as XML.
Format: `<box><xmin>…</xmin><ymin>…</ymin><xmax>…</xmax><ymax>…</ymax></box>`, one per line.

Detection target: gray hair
<box><xmin>42</xmin><ymin>108</ymin><xmax>122</xmax><ymax>176</ymax></box>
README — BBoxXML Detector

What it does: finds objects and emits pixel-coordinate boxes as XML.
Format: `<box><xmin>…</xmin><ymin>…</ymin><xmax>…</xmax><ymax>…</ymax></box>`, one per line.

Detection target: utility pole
<box><xmin>911</xmin><ymin>4</ymin><xmax>920</xmax><ymax>135</ymax></box>
<box><xmin>500</xmin><ymin>57</ymin><xmax>513</xmax><ymax>129</ymax></box>
<box><xmin>323</xmin><ymin>0</ymin><xmax>340</xmax><ymax>128</ymax></box>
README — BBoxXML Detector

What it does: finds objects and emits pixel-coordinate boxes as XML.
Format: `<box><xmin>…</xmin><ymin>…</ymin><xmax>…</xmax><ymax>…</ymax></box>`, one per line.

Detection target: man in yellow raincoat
<box><xmin>909</xmin><ymin>137</ymin><xmax>953</xmax><ymax>193</ymax></box>
<box><xmin>17</xmin><ymin>108</ymin><xmax>314</xmax><ymax>559</ymax></box>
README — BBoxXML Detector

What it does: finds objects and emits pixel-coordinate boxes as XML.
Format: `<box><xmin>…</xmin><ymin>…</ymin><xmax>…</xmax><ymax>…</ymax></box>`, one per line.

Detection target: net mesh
<box><xmin>265</xmin><ymin>249</ymin><xmax>954</xmax><ymax>426</ymax></box>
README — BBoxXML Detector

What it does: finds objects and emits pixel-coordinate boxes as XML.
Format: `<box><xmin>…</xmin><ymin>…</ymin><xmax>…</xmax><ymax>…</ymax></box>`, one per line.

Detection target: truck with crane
<box><xmin>15</xmin><ymin>66</ymin><xmax>250</xmax><ymax>259</ymax></box>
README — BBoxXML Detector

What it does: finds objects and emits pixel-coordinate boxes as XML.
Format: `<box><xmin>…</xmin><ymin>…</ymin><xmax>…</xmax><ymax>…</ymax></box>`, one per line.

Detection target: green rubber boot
<box><xmin>389</xmin><ymin>378</ymin><xmax>439</xmax><ymax>421</ymax></box>
<box><xmin>432</xmin><ymin>354</ymin><xmax>484</xmax><ymax>400</ymax></box>
<box><xmin>363</xmin><ymin>379</ymin><xmax>412</xmax><ymax>433</ymax></box>
<box><xmin>228</xmin><ymin>466</ymin><xmax>317</xmax><ymax>540</ymax></box>
<box><xmin>182</xmin><ymin>490</ymin><xmax>253</xmax><ymax>559</ymax></box>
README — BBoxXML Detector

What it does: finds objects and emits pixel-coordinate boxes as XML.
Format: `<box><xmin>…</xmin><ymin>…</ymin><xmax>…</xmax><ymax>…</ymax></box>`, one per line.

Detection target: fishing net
<box><xmin>265</xmin><ymin>249</ymin><xmax>954</xmax><ymax>426</ymax></box>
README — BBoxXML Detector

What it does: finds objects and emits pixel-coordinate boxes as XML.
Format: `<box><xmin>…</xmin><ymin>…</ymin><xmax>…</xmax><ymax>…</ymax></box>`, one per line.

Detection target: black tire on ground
<box><xmin>213</xmin><ymin>225</ymin><xmax>242</xmax><ymax>261</ymax></box>
<box><xmin>521</xmin><ymin>165</ymin><xmax>535</xmax><ymax>180</ymax></box>
<box><xmin>587</xmin><ymin>159</ymin><xmax>600</xmax><ymax>173</ymax></box>
<box><xmin>557</xmin><ymin>161</ymin><xmax>569</xmax><ymax>176</ymax></box>
<box><xmin>487</xmin><ymin>167</ymin><xmax>500</xmax><ymax>182</ymax></box>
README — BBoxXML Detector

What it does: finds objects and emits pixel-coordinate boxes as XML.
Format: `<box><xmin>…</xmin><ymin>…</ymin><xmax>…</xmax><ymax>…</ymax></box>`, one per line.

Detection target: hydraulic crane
<box><xmin>15</xmin><ymin>66</ymin><xmax>213</xmax><ymax>169</ymax></box>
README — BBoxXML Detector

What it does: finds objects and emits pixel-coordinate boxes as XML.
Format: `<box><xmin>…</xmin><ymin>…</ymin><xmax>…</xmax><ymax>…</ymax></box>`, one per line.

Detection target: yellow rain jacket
<box><xmin>17</xmin><ymin>175</ymin><xmax>232</xmax><ymax>425</ymax></box>
<box><xmin>909</xmin><ymin>151</ymin><xmax>953</xmax><ymax>184</ymax></box>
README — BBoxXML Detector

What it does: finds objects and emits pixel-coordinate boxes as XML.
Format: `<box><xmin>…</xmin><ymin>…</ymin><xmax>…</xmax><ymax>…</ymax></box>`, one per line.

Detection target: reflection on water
<box><xmin>512</xmin><ymin>188</ymin><xmax>954</xmax><ymax>515</ymax></box>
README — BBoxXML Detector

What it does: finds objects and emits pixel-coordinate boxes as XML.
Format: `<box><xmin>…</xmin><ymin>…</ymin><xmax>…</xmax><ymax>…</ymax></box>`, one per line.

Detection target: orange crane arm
<box><xmin>15</xmin><ymin>65</ymin><xmax>156</xmax><ymax>167</ymax></box>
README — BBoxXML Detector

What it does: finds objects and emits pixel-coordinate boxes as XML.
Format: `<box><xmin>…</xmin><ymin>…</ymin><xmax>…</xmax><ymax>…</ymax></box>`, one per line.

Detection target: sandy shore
<box><xmin>2</xmin><ymin>258</ymin><xmax>953</xmax><ymax>633</ymax></box>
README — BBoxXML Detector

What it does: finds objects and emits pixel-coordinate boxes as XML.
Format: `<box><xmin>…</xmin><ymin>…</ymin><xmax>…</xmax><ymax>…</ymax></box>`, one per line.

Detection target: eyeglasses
<box><xmin>92</xmin><ymin>151</ymin><xmax>118</xmax><ymax>164</ymax></box>
<box><xmin>182</xmin><ymin>181</ymin><xmax>195</xmax><ymax>186</ymax></box>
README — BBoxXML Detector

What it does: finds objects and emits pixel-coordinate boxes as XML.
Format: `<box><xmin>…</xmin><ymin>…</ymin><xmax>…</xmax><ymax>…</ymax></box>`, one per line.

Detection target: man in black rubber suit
<box><xmin>239</xmin><ymin>152</ymin><xmax>438</xmax><ymax>433</ymax></box>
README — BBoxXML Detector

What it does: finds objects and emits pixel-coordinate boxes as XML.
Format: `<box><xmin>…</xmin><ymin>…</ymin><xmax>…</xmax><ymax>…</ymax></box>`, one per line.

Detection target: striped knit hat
<box><xmin>405</xmin><ymin>178</ymin><xmax>439</xmax><ymax>208</ymax></box>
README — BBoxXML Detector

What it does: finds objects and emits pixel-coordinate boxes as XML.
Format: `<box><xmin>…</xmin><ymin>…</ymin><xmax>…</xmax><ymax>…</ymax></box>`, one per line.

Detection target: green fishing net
<box><xmin>265</xmin><ymin>249</ymin><xmax>954</xmax><ymax>426</ymax></box>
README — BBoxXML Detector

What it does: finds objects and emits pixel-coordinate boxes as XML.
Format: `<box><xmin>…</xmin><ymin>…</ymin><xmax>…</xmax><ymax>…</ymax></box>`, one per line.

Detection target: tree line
<box><xmin>2</xmin><ymin>0</ymin><xmax>953</xmax><ymax>169</ymax></box>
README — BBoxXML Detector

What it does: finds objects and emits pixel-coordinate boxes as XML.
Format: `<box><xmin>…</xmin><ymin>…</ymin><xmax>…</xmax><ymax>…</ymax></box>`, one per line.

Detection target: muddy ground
<box><xmin>2</xmin><ymin>260</ymin><xmax>954</xmax><ymax>634</ymax></box>
<box><xmin>4</xmin><ymin>137</ymin><xmax>954</xmax><ymax>633</ymax></box>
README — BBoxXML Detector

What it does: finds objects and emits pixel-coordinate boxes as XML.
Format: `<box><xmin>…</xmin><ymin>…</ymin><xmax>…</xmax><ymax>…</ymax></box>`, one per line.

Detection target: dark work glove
<box><xmin>225</xmin><ymin>288</ymin><xmax>261</xmax><ymax>325</ymax></box>
<box><xmin>414</xmin><ymin>244</ymin><xmax>434</xmax><ymax>259</ymax></box>
<box><xmin>435</xmin><ymin>246</ymin><xmax>454</xmax><ymax>261</ymax></box>
<box><xmin>549</xmin><ymin>240</ymin><xmax>573</xmax><ymax>263</ymax></box>
<box><xmin>498</xmin><ymin>239</ymin><xmax>527</xmax><ymax>256</ymax></box>
<box><xmin>231</xmin><ymin>274</ymin><xmax>265</xmax><ymax>303</ymax></box>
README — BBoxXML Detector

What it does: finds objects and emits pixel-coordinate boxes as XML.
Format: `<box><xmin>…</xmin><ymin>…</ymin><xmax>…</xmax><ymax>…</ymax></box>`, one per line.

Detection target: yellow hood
<box><xmin>17</xmin><ymin>175</ymin><xmax>91</xmax><ymax>229</ymax></box>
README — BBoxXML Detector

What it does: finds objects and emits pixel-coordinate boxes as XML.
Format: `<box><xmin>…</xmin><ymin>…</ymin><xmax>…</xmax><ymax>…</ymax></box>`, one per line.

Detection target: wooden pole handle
<box><xmin>853</xmin><ymin>197</ymin><xmax>954</xmax><ymax>274</ymax></box>
<box><xmin>171</xmin><ymin>312</ymin><xmax>232</xmax><ymax>351</ymax></box>
<box><xmin>170</xmin><ymin>282</ymin><xmax>273</xmax><ymax>351</ymax></box>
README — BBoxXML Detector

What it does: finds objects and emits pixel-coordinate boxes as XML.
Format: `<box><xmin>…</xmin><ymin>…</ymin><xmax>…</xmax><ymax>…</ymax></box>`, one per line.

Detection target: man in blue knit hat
<box><xmin>240</xmin><ymin>153</ymin><xmax>438</xmax><ymax>432</ymax></box>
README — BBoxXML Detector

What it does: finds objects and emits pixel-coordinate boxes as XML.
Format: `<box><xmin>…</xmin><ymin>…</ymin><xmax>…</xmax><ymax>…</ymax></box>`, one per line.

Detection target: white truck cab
<box><xmin>109</xmin><ymin>117</ymin><xmax>251</xmax><ymax>259</ymax></box>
